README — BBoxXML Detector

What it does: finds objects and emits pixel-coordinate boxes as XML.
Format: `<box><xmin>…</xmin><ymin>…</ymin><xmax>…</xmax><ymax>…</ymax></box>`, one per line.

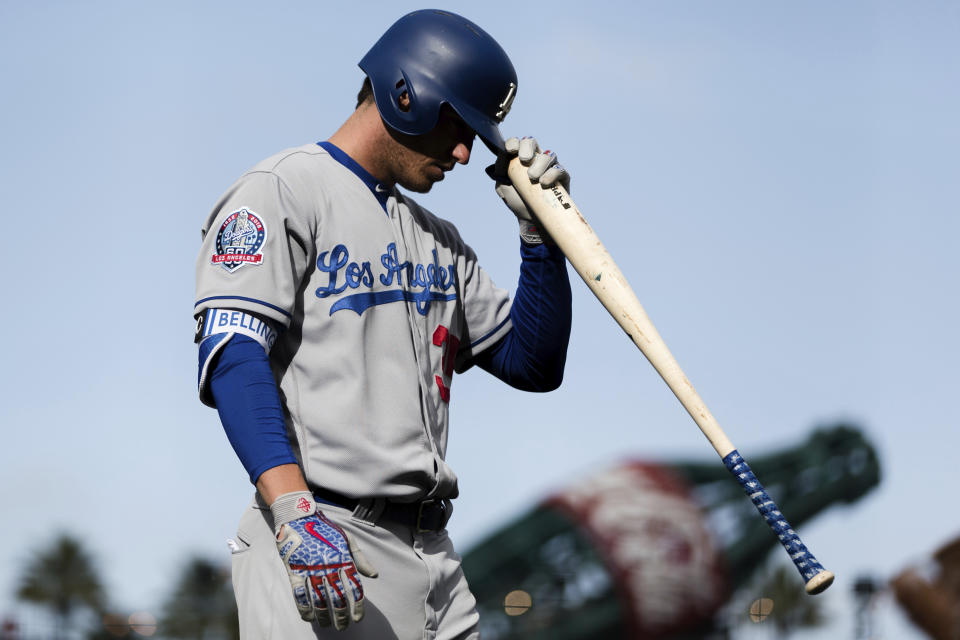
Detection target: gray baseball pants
<box><xmin>230</xmin><ymin>497</ymin><xmax>481</xmax><ymax>639</ymax></box>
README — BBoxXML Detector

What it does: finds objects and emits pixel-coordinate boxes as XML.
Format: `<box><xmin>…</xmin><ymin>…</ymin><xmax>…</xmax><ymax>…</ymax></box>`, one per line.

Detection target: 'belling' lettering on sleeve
<box><xmin>200</xmin><ymin>308</ymin><xmax>278</xmax><ymax>351</ymax></box>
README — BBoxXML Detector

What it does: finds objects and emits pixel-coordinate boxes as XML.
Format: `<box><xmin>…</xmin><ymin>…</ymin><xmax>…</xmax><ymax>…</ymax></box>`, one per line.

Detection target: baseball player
<box><xmin>194</xmin><ymin>10</ymin><xmax>572</xmax><ymax>639</ymax></box>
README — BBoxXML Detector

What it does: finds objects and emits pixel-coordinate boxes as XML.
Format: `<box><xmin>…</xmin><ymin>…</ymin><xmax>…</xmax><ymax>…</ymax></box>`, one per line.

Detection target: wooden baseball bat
<box><xmin>507</xmin><ymin>158</ymin><xmax>835</xmax><ymax>595</ymax></box>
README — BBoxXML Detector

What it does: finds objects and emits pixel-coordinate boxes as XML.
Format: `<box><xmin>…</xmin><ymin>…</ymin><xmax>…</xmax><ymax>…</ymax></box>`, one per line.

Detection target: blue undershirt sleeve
<box><xmin>206</xmin><ymin>335</ymin><xmax>297</xmax><ymax>484</ymax></box>
<box><xmin>475</xmin><ymin>240</ymin><xmax>572</xmax><ymax>391</ymax></box>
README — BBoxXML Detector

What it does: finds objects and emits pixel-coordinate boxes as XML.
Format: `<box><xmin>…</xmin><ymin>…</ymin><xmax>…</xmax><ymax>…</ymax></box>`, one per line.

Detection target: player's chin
<box><xmin>401</xmin><ymin>173</ymin><xmax>443</xmax><ymax>194</ymax></box>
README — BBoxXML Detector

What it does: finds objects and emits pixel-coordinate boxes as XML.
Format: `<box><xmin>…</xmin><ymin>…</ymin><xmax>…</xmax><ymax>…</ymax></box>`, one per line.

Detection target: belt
<box><xmin>312</xmin><ymin>487</ymin><xmax>449</xmax><ymax>533</ymax></box>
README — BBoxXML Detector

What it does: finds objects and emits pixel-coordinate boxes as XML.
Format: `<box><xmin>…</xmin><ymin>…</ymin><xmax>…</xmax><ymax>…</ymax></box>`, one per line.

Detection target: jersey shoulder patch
<box><xmin>211</xmin><ymin>207</ymin><xmax>267</xmax><ymax>272</ymax></box>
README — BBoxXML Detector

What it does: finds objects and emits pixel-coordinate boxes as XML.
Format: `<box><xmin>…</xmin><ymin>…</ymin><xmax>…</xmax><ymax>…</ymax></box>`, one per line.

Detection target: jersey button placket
<box><xmin>388</xmin><ymin>198</ymin><xmax>445</xmax><ymax>476</ymax></box>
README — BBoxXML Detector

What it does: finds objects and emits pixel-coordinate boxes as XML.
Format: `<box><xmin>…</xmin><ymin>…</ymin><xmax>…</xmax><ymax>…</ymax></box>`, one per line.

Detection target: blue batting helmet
<box><xmin>359</xmin><ymin>9</ymin><xmax>518</xmax><ymax>152</ymax></box>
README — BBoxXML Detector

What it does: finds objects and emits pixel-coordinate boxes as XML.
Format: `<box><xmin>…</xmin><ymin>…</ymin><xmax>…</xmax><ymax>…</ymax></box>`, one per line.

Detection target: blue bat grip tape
<box><xmin>723</xmin><ymin>450</ymin><xmax>826</xmax><ymax>581</ymax></box>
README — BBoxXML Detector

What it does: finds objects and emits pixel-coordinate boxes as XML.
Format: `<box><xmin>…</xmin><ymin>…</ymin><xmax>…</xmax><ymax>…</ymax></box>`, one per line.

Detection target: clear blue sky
<box><xmin>1</xmin><ymin>1</ymin><xmax>957</xmax><ymax>638</ymax></box>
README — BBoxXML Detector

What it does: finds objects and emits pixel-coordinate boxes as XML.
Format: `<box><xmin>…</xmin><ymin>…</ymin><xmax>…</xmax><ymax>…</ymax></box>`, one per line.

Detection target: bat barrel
<box><xmin>504</xmin><ymin>159</ymin><xmax>737</xmax><ymax>455</ymax></box>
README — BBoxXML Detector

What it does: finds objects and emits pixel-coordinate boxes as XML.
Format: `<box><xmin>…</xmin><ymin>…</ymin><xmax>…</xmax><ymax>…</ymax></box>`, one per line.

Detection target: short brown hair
<box><xmin>356</xmin><ymin>77</ymin><xmax>374</xmax><ymax>109</ymax></box>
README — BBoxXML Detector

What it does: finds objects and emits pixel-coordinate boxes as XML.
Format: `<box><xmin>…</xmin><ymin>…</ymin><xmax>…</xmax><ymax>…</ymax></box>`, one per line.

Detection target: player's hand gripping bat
<box><xmin>507</xmin><ymin>158</ymin><xmax>835</xmax><ymax>595</ymax></box>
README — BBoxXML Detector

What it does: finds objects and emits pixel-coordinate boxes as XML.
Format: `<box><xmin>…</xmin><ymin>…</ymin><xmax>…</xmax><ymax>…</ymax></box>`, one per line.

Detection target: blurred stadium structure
<box><xmin>461</xmin><ymin>424</ymin><xmax>880</xmax><ymax>639</ymax></box>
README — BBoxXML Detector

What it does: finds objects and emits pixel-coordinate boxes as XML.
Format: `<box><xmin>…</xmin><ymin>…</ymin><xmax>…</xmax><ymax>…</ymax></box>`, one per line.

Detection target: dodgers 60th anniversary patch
<box><xmin>212</xmin><ymin>207</ymin><xmax>267</xmax><ymax>272</ymax></box>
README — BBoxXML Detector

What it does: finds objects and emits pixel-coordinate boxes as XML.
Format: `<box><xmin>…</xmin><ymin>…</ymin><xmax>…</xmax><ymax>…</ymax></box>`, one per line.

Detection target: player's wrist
<box><xmin>518</xmin><ymin>220</ymin><xmax>545</xmax><ymax>244</ymax></box>
<box><xmin>256</xmin><ymin>463</ymin><xmax>309</xmax><ymax>506</ymax></box>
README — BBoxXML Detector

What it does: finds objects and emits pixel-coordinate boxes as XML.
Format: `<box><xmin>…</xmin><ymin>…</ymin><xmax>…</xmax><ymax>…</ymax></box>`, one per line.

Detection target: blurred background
<box><xmin>0</xmin><ymin>1</ymin><xmax>957</xmax><ymax>638</ymax></box>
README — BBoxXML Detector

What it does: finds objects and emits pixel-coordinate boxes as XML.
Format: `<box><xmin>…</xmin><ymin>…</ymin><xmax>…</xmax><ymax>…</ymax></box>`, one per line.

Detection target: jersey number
<box><xmin>433</xmin><ymin>325</ymin><xmax>460</xmax><ymax>403</ymax></box>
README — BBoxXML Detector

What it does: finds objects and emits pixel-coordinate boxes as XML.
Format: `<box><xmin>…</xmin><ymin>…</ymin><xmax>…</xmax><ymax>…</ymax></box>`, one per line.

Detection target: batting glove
<box><xmin>486</xmin><ymin>136</ymin><xmax>571</xmax><ymax>244</ymax></box>
<box><xmin>271</xmin><ymin>491</ymin><xmax>378</xmax><ymax>630</ymax></box>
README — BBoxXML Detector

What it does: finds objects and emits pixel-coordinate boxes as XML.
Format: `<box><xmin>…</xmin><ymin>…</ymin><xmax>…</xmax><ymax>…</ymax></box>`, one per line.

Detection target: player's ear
<box><xmin>396</xmin><ymin>89</ymin><xmax>411</xmax><ymax>113</ymax></box>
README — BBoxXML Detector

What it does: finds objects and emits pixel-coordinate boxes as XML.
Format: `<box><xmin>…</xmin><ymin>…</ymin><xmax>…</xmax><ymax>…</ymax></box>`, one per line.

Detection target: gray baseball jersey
<box><xmin>195</xmin><ymin>143</ymin><xmax>513</xmax><ymax>502</ymax></box>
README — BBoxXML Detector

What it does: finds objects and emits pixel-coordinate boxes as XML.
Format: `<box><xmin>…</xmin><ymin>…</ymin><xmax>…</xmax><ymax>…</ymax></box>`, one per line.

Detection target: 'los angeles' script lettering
<box><xmin>315</xmin><ymin>243</ymin><xmax>457</xmax><ymax>316</ymax></box>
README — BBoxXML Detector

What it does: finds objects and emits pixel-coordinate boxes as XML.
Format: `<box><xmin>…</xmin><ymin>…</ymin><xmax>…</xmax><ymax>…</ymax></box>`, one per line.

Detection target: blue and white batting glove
<box><xmin>486</xmin><ymin>136</ymin><xmax>571</xmax><ymax>244</ymax></box>
<box><xmin>271</xmin><ymin>492</ymin><xmax>378</xmax><ymax>630</ymax></box>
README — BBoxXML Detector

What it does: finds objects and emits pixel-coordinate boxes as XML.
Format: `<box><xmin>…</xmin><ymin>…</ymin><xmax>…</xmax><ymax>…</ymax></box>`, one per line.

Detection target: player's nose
<box><xmin>452</xmin><ymin>142</ymin><xmax>470</xmax><ymax>165</ymax></box>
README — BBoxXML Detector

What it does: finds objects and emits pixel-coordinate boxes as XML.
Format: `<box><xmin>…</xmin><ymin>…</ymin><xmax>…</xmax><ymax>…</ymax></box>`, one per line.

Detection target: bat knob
<box><xmin>804</xmin><ymin>570</ymin><xmax>835</xmax><ymax>595</ymax></box>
